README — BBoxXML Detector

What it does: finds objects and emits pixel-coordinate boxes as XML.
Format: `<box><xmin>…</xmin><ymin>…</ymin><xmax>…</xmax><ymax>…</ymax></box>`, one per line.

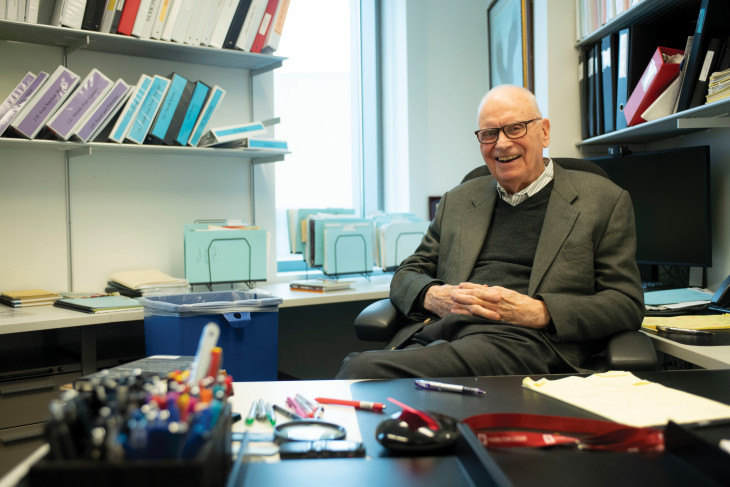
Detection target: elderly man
<box><xmin>335</xmin><ymin>84</ymin><xmax>644</xmax><ymax>379</ymax></box>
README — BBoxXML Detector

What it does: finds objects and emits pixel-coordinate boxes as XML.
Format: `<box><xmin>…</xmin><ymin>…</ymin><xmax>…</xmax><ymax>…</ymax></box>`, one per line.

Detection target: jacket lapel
<box><xmin>529</xmin><ymin>165</ymin><xmax>579</xmax><ymax>295</ymax></box>
<box><xmin>452</xmin><ymin>178</ymin><xmax>497</xmax><ymax>282</ymax></box>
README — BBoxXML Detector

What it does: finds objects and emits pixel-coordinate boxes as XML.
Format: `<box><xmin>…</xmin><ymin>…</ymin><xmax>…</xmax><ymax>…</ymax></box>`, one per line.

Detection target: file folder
<box><xmin>615</xmin><ymin>28</ymin><xmax>630</xmax><ymax>131</ymax></box>
<box><xmin>306</xmin><ymin>216</ymin><xmax>369</xmax><ymax>268</ymax></box>
<box><xmin>286</xmin><ymin>208</ymin><xmax>355</xmax><ymax>254</ymax></box>
<box><xmin>623</xmin><ymin>46</ymin><xmax>684</xmax><ymax>127</ymax></box>
<box><xmin>184</xmin><ymin>224</ymin><xmax>267</xmax><ymax>284</ymax></box>
<box><xmin>322</xmin><ymin>221</ymin><xmax>374</xmax><ymax>276</ymax></box>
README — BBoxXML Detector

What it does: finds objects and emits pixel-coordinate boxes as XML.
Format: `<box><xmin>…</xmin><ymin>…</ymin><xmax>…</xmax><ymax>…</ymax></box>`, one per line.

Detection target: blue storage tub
<box><xmin>138</xmin><ymin>290</ymin><xmax>282</xmax><ymax>381</ymax></box>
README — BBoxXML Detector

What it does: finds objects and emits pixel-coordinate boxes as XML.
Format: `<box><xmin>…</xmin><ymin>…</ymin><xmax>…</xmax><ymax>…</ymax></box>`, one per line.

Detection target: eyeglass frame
<box><xmin>474</xmin><ymin>118</ymin><xmax>542</xmax><ymax>145</ymax></box>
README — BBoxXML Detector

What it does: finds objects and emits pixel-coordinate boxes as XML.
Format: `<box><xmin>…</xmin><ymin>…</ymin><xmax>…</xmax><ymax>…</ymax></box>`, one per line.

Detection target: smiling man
<box><xmin>335</xmin><ymin>84</ymin><xmax>644</xmax><ymax>380</ymax></box>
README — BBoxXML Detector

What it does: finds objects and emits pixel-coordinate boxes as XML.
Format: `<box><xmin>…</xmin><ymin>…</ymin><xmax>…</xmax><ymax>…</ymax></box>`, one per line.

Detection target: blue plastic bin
<box><xmin>138</xmin><ymin>291</ymin><xmax>282</xmax><ymax>381</ymax></box>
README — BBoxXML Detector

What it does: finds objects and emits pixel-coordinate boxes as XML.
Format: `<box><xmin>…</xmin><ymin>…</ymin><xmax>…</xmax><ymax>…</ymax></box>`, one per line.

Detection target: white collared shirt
<box><xmin>496</xmin><ymin>158</ymin><xmax>554</xmax><ymax>206</ymax></box>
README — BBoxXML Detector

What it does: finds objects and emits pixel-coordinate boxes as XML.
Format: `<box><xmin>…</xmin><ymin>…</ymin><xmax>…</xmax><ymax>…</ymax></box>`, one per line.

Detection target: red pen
<box><xmin>315</xmin><ymin>397</ymin><xmax>387</xmax><ymax>411</ymax></box>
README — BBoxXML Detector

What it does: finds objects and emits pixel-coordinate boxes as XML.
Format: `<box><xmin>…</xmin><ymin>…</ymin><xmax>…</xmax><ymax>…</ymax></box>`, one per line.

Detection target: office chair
<box><xmin>354</xmin><ymin>158</ymin><xmax>659</xmax><ymax>371</ymax></box>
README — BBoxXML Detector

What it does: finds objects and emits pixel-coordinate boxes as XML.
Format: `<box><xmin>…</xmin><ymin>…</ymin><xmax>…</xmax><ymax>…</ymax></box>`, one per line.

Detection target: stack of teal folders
<box><xmin>184</xmin><ymin>222</ymin><xmax>267</xmax><ymax>285</ymax></box>
<box><xmin>304</xmin><ymin>214</ymin><xmax>373</xmax><ymax>274</ymax></box>
<box><xmin>286</xmin><ymin>208</ymin><xmax>355</xmax><ymax>254</ymax></box>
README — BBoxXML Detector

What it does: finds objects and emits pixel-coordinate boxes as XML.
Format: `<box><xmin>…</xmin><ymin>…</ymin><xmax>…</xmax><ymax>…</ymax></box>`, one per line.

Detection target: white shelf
<box><xmin>643</xmin><ymin>331</ymin><xmax>730</xmax><ymax>370</ymax></box>
<box><xmin>0</xmin><ymin>304</ymin><xmax>142</xmax><ymax>335</ymax></box>
<box><xmin>0</xmin><ymin>19</ymin><xmax>285</xmax><ymax>73</ymax></box>
<box><xmin>0</xmin><ymin>137</ymin><xmax>290</xmax><ymax>162</ymax></box>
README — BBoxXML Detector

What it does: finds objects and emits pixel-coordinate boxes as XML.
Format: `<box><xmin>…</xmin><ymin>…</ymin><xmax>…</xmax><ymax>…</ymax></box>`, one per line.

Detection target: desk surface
<box><xmin>230</xmin><ymin>370</ymin><xmax>730</xmax><ymax>487</ymax></box>
<box><xmin>643</xmin><ymin>330</ymin><xmax>730</xmax><ymax>369</ymax></box>
<box><xmin>0</xmin><ymin>275</ymin><xmax>391</xmax><ymax>336</ymax></box>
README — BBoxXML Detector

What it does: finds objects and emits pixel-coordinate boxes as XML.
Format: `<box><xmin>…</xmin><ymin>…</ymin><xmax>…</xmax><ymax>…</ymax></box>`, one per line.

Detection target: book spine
<box><xmin>0</xmin><ymin>71</ymin><xmax>47</xmax><ymax>136</ymax></box>
<box><xmin>24</xmin><ymin>0</ymin><xmax>39</xmax><ymax>23</ymax></box>
<box><xmin>108</xmin><ymin>73</ymin><xmax>152</xmax><ymax>142</ymax></box>
<box><xmin>147</xmin><ymin>72</ymin><xmax>188</xmax><ymax>143</ymax></box>
<box><xmin>60</xmin><ymin>0</ymin><xmax>87</xmax><ymax>29</ymax></box>
<box><xmin>249</xmin><ymin>0</ymin><xmax>277</xmax><ymax>54</ymax></box>
<box><xmin>81</xmin><ymin>0</ymin><xmax>106</xmax><ymax>31</ymax></box>
<box><xmin>116</xmin><ymin>0</ymin><xmax>141</xmax><ymax>35</ymax></box>
<box><xmin>162</xmin><ymin>79</ymin><xmax>196</xmax><ymax>145</ymax></box>
<box><xmin>262</xmin><ymin>0</ymin><xmax>288</xmax><ymax>52</ymax></box>
<box><xmin>46</xmin><ymin>68</ymin><xmax>113</xmax><ymax>140</ymax></box>
<box><xmin>75</xmin><ymin>79</ymin><xmax>131</xmax><ymax>142</ymax></box>
<box><xmin>187</xmin><ymin>85</ymin><xmax>225</xmax><ymax>146</ymax></box>
<box><xmin>160</xmin><ymin>0</ymin><xmax>181</xmax><ymax>40</ymax></box>
<box><xmin>0</xmin><ymin>71</ymin><xmax>35</xmax><ymax>120</ymax></box>
<box><xmin>175</xmin><ymin>81</ymin><xmax>210</xmax><ymax>145</ymax></box>
<box><xmin>170</xmin><ymin>0</ymin><xmax>194</xmax><ymax>43</ymax></box>
<box><xmin>208</xmin><ymin>0</ymin><xmax>239</xmax><ymax>48</ymax></box>
<box><xmin>149</xmin><ymin>0</ymin><xmax>171</xmax><ymax>39</ymax></box>
<box><xmin>246</xmin><ymin>137</ymin><xmax>286</xmax><ymax>149</ymax></box>
<box><xmin>234</xmin><ymin>0</ymin><xmax>267</xmax><ymax>52</ymax></box>
<box><xmin>205</xmin><ymin>121</ymin><xmax>264</xmax><ymax>145</ymax></box>
<box><xmin>126</xmin><ymin>75</ymin><xmax>170</xmax><ymax>144</ymax></box>
<box><xmin>100</xmin><ymin>0</ymin><xmax>119</xmax><ymax>32</ymax></box>
<box><xmin>12</xmin><ymin>66</ymin><xmax>80</xmax><ymax>139</ymax></box>
<box><xmin>223</xmin><ymin>0</ymin><xmax>251</xmax><ymax>49</ymax></box>
<box><xmin>130</xmin><ymin>0</ymin><xmax>152</xmax><ymax>37</ymax></box>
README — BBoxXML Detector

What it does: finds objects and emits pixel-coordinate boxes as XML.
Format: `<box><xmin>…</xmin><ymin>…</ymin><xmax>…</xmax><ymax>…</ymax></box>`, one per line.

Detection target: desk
<box><xmin>229</xmin><ymin>370</ymin><xmax>730</xmax><ymax>486</ymax></box>
<box><xmin>643</xmin><ymin>330</ymin><xmax>730</xmax><ymax>369</ymax></box>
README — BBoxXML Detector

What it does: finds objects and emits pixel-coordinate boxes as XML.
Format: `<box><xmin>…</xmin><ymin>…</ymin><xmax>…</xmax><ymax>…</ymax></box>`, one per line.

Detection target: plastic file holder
<box><xmin>184</xmin><ymin>224</ymin><xmax>267</xmax><ymax>286</ymax></box>
<box><xmin>323</xmin><ymin>222</ymin><xmax>374</xmax><ymax>276</ymax></box>
<box><xmin>377</xmin><ymin>221</ymin><xmax>429</xmax><ymax>271</ymax></box>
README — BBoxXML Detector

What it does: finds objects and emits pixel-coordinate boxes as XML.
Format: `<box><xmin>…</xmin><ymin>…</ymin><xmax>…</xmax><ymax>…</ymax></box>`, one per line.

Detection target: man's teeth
<box><xmin>496</xmin><ymin>155</ymin><xmax>520</xmax><ymax>162</ymax></box>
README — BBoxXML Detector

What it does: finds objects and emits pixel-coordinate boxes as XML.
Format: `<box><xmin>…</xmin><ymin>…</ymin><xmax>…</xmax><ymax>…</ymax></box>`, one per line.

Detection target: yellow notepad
<box><xmin>642</xmin><ymin>314</ymin><xmax>730</xmax><ymax>331</ymax></box>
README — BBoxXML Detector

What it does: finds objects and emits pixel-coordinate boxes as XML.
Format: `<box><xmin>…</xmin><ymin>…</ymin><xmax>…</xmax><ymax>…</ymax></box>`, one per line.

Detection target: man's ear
<box><xmin>540</xmin><ymin>118</ymin><xmax>551</xmax><ymax>148</ymax></box>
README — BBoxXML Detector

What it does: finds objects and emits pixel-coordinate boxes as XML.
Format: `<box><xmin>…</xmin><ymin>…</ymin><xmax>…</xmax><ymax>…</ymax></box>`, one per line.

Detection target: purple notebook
<box><xmin>47</xmin><ymin>68</ymin><xmax>113</xmax><ymax>140</ymax></box>
<box><xmin>0</xmin><ymin>71</ymin><xmax>49</xmax><ymax>136</ymax></box>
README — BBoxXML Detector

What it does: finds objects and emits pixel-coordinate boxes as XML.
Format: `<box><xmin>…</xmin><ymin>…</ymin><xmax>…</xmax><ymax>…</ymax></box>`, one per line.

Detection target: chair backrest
<box><xmin>461</xmin><ymin>157</ymin><xmax>608</xmax><ymax>183</ymax></box>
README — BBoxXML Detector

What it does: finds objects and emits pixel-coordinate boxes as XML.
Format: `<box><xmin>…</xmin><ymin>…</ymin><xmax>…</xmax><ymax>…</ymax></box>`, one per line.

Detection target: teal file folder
<box><xmin>306</xmin><ymin>216</ymin><xmax>370</xmax><ymax>268</ymax></box>
<box><xmin>287</xmin><ymin>208</ymin><xmax>355</xmax><ymax>254</ymax></box>
<box><xmin>184</xmin><ymin>224</ymin><xmax>267</xmax><ymax>284</ymax></box>
<box><xmin>323</xmin><ymin>222</ymin><xmax>374</xmax><ymax>275</ymax></box>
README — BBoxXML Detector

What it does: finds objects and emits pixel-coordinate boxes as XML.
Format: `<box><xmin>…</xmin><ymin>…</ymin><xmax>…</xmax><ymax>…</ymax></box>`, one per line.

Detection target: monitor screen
<box><xmin>588</xmin><ymin>146</ymin><xmax>712</xmax><ymax>267</ymax></box>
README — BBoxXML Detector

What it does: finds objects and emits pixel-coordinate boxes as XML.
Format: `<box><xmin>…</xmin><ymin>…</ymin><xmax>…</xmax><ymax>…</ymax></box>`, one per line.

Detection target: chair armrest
<box><xmin>354</xmin><ymin>299</ymin><xmax>401</xmax><ymax>341</ymax></box>
<box><xmin>606</xmin><ymin>330</ymin><xmax>658</xmax><ymax>371</ymax></box>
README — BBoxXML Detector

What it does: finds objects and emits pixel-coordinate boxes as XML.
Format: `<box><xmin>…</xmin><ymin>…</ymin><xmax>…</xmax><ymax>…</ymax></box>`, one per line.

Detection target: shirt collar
<box><xmin>496</xmin><ymin>158</ymin><xmax>554</xmax><ymax>206</ymax></box>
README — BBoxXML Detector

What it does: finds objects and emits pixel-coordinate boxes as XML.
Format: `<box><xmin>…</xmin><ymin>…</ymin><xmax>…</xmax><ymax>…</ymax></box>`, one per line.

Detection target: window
<box><xmin>274</xmin><ymin>0</ymin><xmax>364</xmax><ymax>271</ymax></box>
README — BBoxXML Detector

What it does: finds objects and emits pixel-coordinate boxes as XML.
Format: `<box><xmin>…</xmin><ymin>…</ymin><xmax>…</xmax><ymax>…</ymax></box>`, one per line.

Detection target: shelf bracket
<box><xmin>676</xmin><ymin>118</ymin><xmax>730</xmax><ymax>129</ymax></box>
<box><xmin>65</xmin><ymin>35</ymin><xmax>91</xmax><ymax>55</ymax></box>
<box><xmin>67</xmin><ymin>147</ymin><xmax>92</xmax><ymax>158</ymax></box>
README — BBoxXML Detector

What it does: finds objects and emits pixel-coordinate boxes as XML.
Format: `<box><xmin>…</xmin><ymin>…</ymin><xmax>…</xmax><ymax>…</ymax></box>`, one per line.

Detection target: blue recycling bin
<box><xmin>139</xmin><ymin>290</ymin><xmax>282</xmax><ymax>381</ymax></box>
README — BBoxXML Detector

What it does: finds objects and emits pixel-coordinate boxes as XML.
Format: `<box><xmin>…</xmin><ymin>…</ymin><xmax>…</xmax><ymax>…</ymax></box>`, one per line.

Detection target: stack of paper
<box><xmin>644</xmin><ymin>287</ymin><xmax>713</xmax><ymax>311</ymax></box>
<box><xmin>107</xmin><ymin>269</ymin><xmax>190</xmax><ymax>297</ymax></box>
<box><xmin>522</xmin><ymin>371</ymin><xmax>730</xmax><ymax>428</ymax></box>
<box><xmin>54</xmin><ymin>295</ymin><xmax>142</xmax><ymax>314</ymax></box>
<box><xmin>642</xmin><ymin>314</ymin><xmax>730</xmax><ymax>332</ymax></box>
<box><xmin>0</xmin><ymin>289</ymin><xmax>62</xmax><ymax>308</ymax></box>
<box><xmin>706</xmin><ymin>68</ymin><xmax>730</xmax><ymax>104</ymax></box>
<box><xmin>289</xmin><ymin>279</ymin><xmax>355</xmax><ymax>293</ymax></box>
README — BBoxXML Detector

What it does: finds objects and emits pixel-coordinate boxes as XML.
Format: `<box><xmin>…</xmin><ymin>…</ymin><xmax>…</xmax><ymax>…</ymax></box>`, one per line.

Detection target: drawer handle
<box><xmin>0</xmin><ymin>425</ymin><xmax>46</xmax><ymax>444</ymax></box>
<box><xmin>0</xmin><ymin>382</ymin><xmax>55</xmax><ymax>396</ymax></box>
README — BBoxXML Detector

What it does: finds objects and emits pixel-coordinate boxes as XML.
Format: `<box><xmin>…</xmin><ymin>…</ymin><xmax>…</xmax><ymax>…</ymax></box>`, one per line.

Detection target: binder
<box><xmin>234</xmin><ymin>0</ymin><xmax>267</xmax><ymax>52</ymax></box>
<box><xmin>150</xmin><ymin>0</ymin><xmax>172</xmax><ymax>39</ymax></box>
<box><xmin>182</xmin><ymin>0</ymin><xmax>209</xmax><ymax>45</ymax></box>
<box><xmin>161</xmin><ymin>76</ymin><xmax>196</xmax><ymax>145</ymax></box>
<box><xmin>586</xmin><ymin>45</ymin><xmax>596</xmax><ymax>138</ymax></box>
<box><xmin>688</xmin><ymin>37</ymin><xmax>723</xmax><ymax>109</ymax></box>
<box><xmin>131</xmin><ymin>0</ymin><xmax>155</xmax><ymax>39</ymax></box>
<box><xmin>322</xmin><ymin>221</ymin><xmax>374</xmax><ymax>276</ymax></box>
<box><xmin>81</xmin><ymin>0</ymin><xmax>106</xmax><ymax>31</ymax></box>
<box><xmin>109</xmin><ymin>0</ymin><xmax>126</xmax><ymax>33</ymax></box>
<box><xmin>198</xmin><ymin>121</ymin><xmax>266</xmax><ymax>147</ymax></box>
<box><xmin>199</xmin><ymin>0</ymin><xmax>223</xmax><ymax>46</ymax></box>
<box><xmin>100</xmin><ymin>0</ymin><xmax>123</xmax><ymax>32</ymax></box>
<box><xmin>209</xmin><ymin>0</ymin><xmax>240</xmax><ymax>49</ymax></box>
<box><xmin>187</xmin><ymin>85</ymin><xmax>225</xmax><ymax>146</ymax></box>
<box><xmin>24</xmin><ymin>0</ymin><xmax>40</xmax><ymax>23</ymax></box>
<box><xmin>593</xmin><ymin>43</ymin><xmax>604</xmax><ymax>135</ymax></box>
<box><xmin>73</xmin><ymin>78</ymin><xmax>132</xmax><ymax>142</ymax></box>
<box><xmin>116</xmin><ymin>0</ymin><xmax>141</xmax><ymax>35</ymax></box>
<box><xmin>623</xmin><ymin>46</ymin><xmax>684</xmax><ymax>127</ymax></box>
<box><xmin>249</xmin><ymin>0</ymin><xmax>278</xmax><ymax>53</ymax></box>
<box><xmin>615</xmin><ymin>28</ymin><xmax>630</xmax><ymax>131</ymax></box>
<box><xmin>125</xmin><ymin>74</ymin><xmax>170</xmax><ymax>144</ymax></box>
<box><xmin>0</xmin><ymin>72</ymin><xmax>35</xmax><ymax>121</ymax></box>
<box><xmin>174</xmin><ymin>80</ymin><xmax>210</xmax><ymax>146</ymax></box>
<box><xmin>51</xmin><ymin>0</ymin><xmax>87</xmax><ymax>29</ymax></box>
<box><xmin>223</xmin><ymin>0</ymin><xmax>252</xmax><ymax>49</ymax></box>
<box><xmin>146</xmin><ymin>72</ymin><xmax>191</xmax><ymax>144</ymax></box>
<box><xmin>46</xmin><ymin>68</ymin><xmax>113</xmax><ymax>141</ymax></box>
<box><xmin>0</xmin><ymin>71</ymin><xmax>47</xmax><ymax>136</ymax></box>
<box><xmin>169</xmin><ymin>0</ymin><xmax>194</xmax><ymax>43</ymax></box>
<box><xmin>261</xmin><ymin>0</ymin><xmax>288</xmax><ymax>53</ymax></box>
<box><xmin>600</xmin><ymin>33</ymin><xmax>618</xmax><ymax>133</ymax></box>
<box><xmin>108</xmin><ymin>73</ymin><xmax>152</xmax><ymax>143</ymax></box>
<box><xmin>160</xmin><ymin>0</ymin><xmax>183</xmax><ymax>41</ymax></box>
<box><xmin>239</xmin><ymin>137</ymin><xmax>287</xmax><ymax>150</ymax></box>
<box><xmin>578</xmin><ymin>48</ymin><xmax>589</xmax><ymax>140</ymax></box>
<box><xmin>183</xmin><ymin>224</ymin><xmax>268</xmax><ymax>284</ymax></box>
<box><xmin>11</xmin><ymin>65</ymin><xmax>80</xmax><ymax>139</ymax></box>
<box><xmin>674</xmin><ymin>0</ymin><xmax>730</xmax><ymax>112</ymax></box>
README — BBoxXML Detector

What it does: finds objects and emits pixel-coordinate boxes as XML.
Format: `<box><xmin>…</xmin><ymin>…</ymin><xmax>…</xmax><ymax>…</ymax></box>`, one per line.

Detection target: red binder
<box><xmin>623</xmin><ymin>46</ymin><xmax>684</xmax><ymax>127</ymax></box>
<box><xmin>116</xmin><ymin>0</ymin><xmax>142</xmax><ymax>36</ymax></box>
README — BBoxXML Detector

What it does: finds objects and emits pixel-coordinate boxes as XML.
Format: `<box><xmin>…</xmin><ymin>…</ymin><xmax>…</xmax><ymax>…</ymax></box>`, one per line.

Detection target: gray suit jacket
<box><xmin>390</xmin><ymin>163</ymin><xmax>645</xmax><ymax>371</ymax></box>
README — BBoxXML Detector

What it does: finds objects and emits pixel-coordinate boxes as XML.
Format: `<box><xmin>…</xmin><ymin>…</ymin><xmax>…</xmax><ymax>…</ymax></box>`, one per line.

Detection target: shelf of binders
<box><xmin>576</xmin><ymin>0</ymin><xmax>694</xmax><ymax>47</ymax></box>
<box><xmin>0</xmin><ymin>19</ymin><xmax>285</xmax><ymax>73</ymax></box>
<box><xmin>578</xmin><ymin>96</ymin><xmax>730</xmax><ymax>147</ymax></box>
<box><xmin>0</xmin><ymin>136</ymin><xmax>290</xmax><ymax>162</ymax></box>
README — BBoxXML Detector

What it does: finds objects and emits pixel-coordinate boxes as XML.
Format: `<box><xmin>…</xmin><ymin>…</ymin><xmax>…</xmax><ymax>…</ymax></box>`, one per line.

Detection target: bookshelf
<box><xmin>575</xmin><ymin>0</ymin><xmax>730</xmax><ymax>149</ymax></box>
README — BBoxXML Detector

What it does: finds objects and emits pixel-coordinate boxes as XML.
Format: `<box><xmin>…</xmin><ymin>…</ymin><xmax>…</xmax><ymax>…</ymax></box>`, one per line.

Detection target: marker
<box><xmin>414</xmin><ymin>379</ymin><xmax>485</xmax><ymax>396</ymax></box>
<box><xmin>188</xmin><ymin>322</ymin><xmax>220</xmax><ymax>385</ymax></box>
<box><xmin>272</xmin><ymin>403</ymin><xmax>303</xmax><ymax>421</ymax></box>
<box><xmin>315</xmin><ymin>397</ymin><xmax>387</xmax><ymax>411</ymax></box>
<box><xmin>656</xmin><ymin>326</ymin><xmax>714</xmax><ymax>336</ymax></box>
<box><xmin>245</xmin><ymin>400</ymin><xmax>258</xmax><ymax>425</ymax></box>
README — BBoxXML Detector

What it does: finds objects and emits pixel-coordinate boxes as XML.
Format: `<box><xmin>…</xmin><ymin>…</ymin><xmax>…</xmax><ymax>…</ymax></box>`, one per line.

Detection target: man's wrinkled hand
<box><xmin>450</xmin><ymin>283</ymin><xmax>550</xmax><ymax>329</ymax></box>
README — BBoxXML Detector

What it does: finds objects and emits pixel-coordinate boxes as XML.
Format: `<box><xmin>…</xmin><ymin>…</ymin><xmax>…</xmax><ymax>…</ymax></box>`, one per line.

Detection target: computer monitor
<box><xmin>588</xmin><ymin>146</ymin><xmax>712</xmax><ymax>270</ymax></box>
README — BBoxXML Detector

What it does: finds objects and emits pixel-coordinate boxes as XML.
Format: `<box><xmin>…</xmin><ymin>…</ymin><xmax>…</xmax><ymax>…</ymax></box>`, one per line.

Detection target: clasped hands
<box><xmin>423</xmin><ymin>283</ymin><xmax>550</xmax><ymax>329</ymax></box>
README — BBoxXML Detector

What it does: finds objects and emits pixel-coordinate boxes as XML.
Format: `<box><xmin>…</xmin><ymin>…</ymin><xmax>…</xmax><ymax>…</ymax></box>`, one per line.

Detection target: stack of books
<box><xmin>106</xmin><ymin>269</ymin><xmax>191</xmax><ymax>297</ymax></box>
<box><xmin>289</xmin><ymin>279</ymin><xmax>355</xmax><ymax>293</ymax></box>
<box><xmin>0</xmin><ymin>289</ymin><xmax>62</xmax><ymax>308</ymax></box>
<box><xmin>50</xmin><ymin>0</ymin><xmax>290</xmax><ymax>54</ymax></box>
<box><xmin>706</xmin><ymin>68</ymin><xmax>730</xmax><ymax>104</ymax></box>
<box><xmin>54</xmin><ymin>295</ymin><xmax>143</xmax><ymax>314</ymax></box>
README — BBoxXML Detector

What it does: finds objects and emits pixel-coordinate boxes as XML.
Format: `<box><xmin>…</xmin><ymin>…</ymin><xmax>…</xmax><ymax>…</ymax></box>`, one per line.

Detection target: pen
<box><xmin>656</xmin><ymin>326</ymin><xmax>715</xmax><ymax>336</ymax></box>
<box><xmin>287</xmin><ymin>396</ymin><xmax>308</xmax><ymax>418</ymax></box>
<box><xmin>273</xmin><ymin>403</ymin><xmax>302</xmax><ymax>421</ymax></box>
<box><xmin>414</xmin><ymin>379</ymin><xmax>486</xmax><ymax>396</ymax></box>
<box><xmin>315</xmin><ymin>397</ymin><xmax>387</xmax><ymax>411</ymax></box>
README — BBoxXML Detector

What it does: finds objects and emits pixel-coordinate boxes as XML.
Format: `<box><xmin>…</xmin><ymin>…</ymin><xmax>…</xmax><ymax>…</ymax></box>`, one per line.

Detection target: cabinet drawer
<box><xmin>0</xmin><ymin>423</ymin><xmax>46</xmax><ymax>480</ymax></box>
<box><xmin>0</xmin><ymin>372</ymin><xmax>79</xmax><ymax>430</ymax></box>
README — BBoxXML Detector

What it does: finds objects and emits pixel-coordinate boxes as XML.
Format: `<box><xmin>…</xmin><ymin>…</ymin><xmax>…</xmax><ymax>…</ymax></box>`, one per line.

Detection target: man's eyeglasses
<box><xmin>474</xmin><ymin>118</ymin><xmax>542</xmax><ymax>144</ymax></box>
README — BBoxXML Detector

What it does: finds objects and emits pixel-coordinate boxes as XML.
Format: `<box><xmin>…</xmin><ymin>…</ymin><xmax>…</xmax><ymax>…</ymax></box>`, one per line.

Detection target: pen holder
<box><xmin>27</xmin><ymin>403</ymin><xmax>233</xmax><ymax>487</ymax></box>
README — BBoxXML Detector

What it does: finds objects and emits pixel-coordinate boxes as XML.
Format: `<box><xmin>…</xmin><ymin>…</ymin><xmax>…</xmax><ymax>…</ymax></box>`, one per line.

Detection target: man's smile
<box><xmin>496</xmin><ymin>155</ymin><xmax>521</xmax><ymax>163</ymax></box>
